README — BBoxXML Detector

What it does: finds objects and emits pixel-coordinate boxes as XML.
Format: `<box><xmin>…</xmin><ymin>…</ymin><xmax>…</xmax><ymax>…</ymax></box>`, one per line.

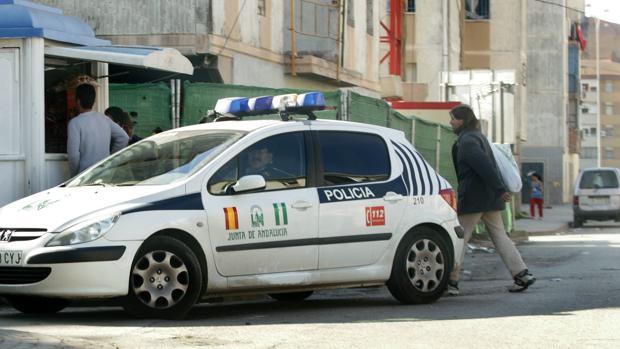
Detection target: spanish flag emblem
<box><xmin>223</xmin><ymin>207</ymin><xmax>239</xmax><ymax>230</ymax></box>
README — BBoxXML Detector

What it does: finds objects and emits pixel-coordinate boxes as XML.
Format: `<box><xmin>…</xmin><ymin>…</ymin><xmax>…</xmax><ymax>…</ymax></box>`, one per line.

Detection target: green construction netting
<box><xmin>439</xmin><ymin>126</ymin><xmax>458</xmax><ymax>189</ymax></box>
<box><xmin>348</xmin><ymin>92</ymin><xmax>389</xmax><ymax>127</ymax></box>
<box><xmin>389</xmin><ymin>110</ymin><xmax>413</xmax><ymax>141</ymax></box>
<box><xmin>414</xmin><ymin>118</ymin><xmax>438</xmax><ymax>169</ymax></box>
<box><xmin>109</xmin><ymin>83</ymin><xmax>171</xmax><ymax>138</ymax></box>
<box><xmin>182</xmin><ymin>82</ymin><xmax>340</xmax><ymax>125</ymax></box>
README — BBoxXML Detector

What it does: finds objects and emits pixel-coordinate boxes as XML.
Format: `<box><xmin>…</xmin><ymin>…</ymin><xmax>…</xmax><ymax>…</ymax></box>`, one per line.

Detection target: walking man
<box><xmin>448</xmin><ymin>104</ymin><xmax>535</xmax><ymax>294</ymax></box>
<box><xmin>67</xmin><ymin>84</ymin><xmax>129</xmax><ymax>176</ymax></box>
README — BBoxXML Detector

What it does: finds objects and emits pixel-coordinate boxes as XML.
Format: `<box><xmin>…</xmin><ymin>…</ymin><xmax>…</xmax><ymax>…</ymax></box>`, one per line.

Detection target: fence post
<box><xmin>410</xmin><ymin>117</ymin><xmax>417</xmax><ymax>145</ymax></box>
<box><xmin>436</xmin><ymin>125</ymin><xmax>442</xmax><ymax>171</ymax></box>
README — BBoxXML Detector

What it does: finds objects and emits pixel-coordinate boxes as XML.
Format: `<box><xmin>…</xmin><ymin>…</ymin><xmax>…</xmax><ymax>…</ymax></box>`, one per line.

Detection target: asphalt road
<box><xmin>1</xmin><ymin>224</ymin><xmax>619</xmax><ymax>349</ymax></box>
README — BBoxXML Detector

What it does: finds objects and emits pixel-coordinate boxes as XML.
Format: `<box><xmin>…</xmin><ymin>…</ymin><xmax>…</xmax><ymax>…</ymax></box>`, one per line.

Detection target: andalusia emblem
<box><xmin>273</xmin><ymin>202</ymin><xmax>288</xmax><ymax>226</ymax></box>
<box><xmin>250</xmin><ymin>205</ymin><xmax>264</xmax><ymax>228</ymax></box>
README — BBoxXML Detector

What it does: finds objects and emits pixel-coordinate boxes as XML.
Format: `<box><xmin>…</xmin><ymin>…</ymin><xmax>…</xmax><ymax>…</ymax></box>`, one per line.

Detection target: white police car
<box><xmin>0</xmin><ymin>92</ymin><xmax>463</xmax><ymax>319</ymax></box>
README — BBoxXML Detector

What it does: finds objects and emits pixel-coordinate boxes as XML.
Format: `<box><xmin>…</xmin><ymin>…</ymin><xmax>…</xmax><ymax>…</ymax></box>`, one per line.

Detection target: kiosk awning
<box><xmin>44</xmin><ymin>45</ymin><xmax>194</xmax><ymax>75</ymax></box>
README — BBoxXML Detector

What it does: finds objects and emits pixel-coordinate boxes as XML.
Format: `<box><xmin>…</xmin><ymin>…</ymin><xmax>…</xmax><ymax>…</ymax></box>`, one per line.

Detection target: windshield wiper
<box><xmin>83</xmin><ymin>183</ymin><xmax>116</xmax><ymax>187</ymax></box>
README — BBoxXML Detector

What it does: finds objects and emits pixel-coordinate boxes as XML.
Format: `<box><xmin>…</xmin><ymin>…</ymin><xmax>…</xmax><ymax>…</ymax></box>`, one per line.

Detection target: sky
<box><xmin>585</xmin><ymin>0</ymin><xmax>620</xmax><ymax>24</ymax></box>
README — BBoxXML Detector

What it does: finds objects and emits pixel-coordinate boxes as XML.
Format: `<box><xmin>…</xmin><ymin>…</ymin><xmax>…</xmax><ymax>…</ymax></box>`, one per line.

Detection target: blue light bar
<box><xmin>297</xmin><ymin>92</ymin><xmax>325</xmax><ymax>108</ymax></box>
<box><xmin>248</xmin><ymin>96</ymin><xmax>274</xmax><ymax>112</ymax></box>
<box><xmin>229</xmin><ymin>98</ymin><xmax>249</xmax><ymax>113</ymax></box>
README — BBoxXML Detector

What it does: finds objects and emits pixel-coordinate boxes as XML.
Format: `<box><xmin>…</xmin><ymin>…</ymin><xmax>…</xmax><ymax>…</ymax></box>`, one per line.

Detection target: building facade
<box><xmin>34</xmin><ymin>0</ymin><xmax>383</xmax><ymax>93</ymax></box>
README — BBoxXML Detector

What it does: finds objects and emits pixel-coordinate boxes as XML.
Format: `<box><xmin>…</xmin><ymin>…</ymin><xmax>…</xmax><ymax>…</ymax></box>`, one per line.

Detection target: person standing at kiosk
<box><xmin>67</xmin><ymin>84</ymin><xmax>128</xmax><ymax>176</ymax></box>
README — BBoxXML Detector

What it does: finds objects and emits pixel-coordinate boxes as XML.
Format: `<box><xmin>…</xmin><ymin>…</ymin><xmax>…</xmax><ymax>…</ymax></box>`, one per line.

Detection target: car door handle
<box><xmin>383</xmin><ymin>192</ymin><xmax>404</xmax><ymax>202</ymax></box>
<box><xmin>291</xmin><ymin>201</ymin><xmax>313</xmax><ymax>209</ymax></box>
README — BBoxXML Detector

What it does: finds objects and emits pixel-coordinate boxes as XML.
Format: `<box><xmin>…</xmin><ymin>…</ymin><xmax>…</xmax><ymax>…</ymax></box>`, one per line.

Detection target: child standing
<box><xmin>530</xmin><ymin>173</ymin><xmax>544</xmax><ymax>219</ymax></box>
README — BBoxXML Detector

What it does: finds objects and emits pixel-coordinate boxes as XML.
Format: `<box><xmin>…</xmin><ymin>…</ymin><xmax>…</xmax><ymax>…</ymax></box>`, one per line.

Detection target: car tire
<box><xmin>573</xmin><ymin>216</ymin><xmax>583</xmax><ymax>228</ymax></box>
<box><xmin>123</xmin><ymin>235</ymin><xmax>203</xmax><ymax>319</ymax></box>
<box><xmin>268</xmin><ymin>291</ymin><xmax>313</xmax><ymax>302</ymax></box>
<box><xmin>5</xmin><ymin>295</ymin><xmax>69</xmax><ymax>314</ymax></box>
<box><xmin>387</xmin><ymin>227</ymin><xmax>452</xmax><ymax>304</ymax></box>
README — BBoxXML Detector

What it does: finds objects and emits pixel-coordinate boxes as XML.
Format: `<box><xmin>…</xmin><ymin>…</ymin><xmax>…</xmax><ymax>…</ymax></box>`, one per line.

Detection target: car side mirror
<box><xmin>231</xmin><ymin>175</ymin><xmax>266</xmax><ymax>194</ymax></box>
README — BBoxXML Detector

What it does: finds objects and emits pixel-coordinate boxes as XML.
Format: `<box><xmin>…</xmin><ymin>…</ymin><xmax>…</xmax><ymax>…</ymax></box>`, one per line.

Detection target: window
<box><xmin>582</xmin><ymin>128</ymin><xmax>589</xmax><ymax>136</ymax></box>
<box><xmin>581</xmin><ymin>147</ymin><xmax>597</xmax><ymax>159</ymax></box>
<box><xmin>406</xmin><ymin>0</ymin><xmax>416</xmax><ymax>12</ymax></box>
<box><xmin>605</xmin><ymin>103</ymin><xmax>613</xmax><ymax>115</ymax></box>
<box><xmin>605</xmin><ymin>81</ymin><xmax>614</xmax><ymax>93</ymax></box>
<box><xmin>258</xmin><ymin>0</ymin><xmax>266</xmax><ymax>16</ymax></box>
<box><xmin>582</xmin><ymin>83</ymin><xmax>589</xmax><ymax>92</ymax></box>
<box><xmin>208</xmin><ymin>132</ymin><xmax>307</xmax><ymax>194</ymax></box>
<box><xmin>605</xmin><ymin>125</ymin><xmax>615</xmax><ymax>137</ymax></box>
<box><xmin>591</xmin><ymin>85</ymin><xmax>598</xmax><ymax>92</ymax></box>
<box><xmin>347</xmin><ymin>0</ymin><xmax>355</xmax><ymax>27</ymax></box>
<box><xmin>580</xmin><ymin>170</ymin><xmax>619</xmax><ymax>188</ymax></box>
<box><xmin>465</xmin><ymin>0</ymin><xmax>490</xmax><ymax>20</ymax></box>
<box><xmin>68</xmin><ymin>130</ymin><xmax>245</xmax><ymax>187</ymax></box>
<box><xmin>604</xmin><ymin>148</ymin><xmax>615</xmax><ymax>160</ymax></box>
<box><xmin>581</xmin><ymin>107</ymin><xmax>589</xmax><ymax>114</ymax></box>
<box><xmin>366</xmin><ymin>0</ymin><xmax>373</xmax><ymax>35</ymax></box>
<box><xmin>590</xmin><ymin>127</ymin><xmax>597</xmax><ymax>136</ymax></box>
<box><xmin>319</xmin><ymin>132</ymin><xmax>390</xmax><ymax>185</ymax></box>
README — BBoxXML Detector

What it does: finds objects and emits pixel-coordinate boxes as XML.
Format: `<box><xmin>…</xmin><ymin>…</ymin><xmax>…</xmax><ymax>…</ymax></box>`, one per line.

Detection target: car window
<box><xmin>579</xmin><ymin>170</ymin><xmax>619</xmax><ymax>189</ymax></box>
<box><xmin>67</xmin><ymin>130</ymin><xmax>245</xmax><ymax>187</ymax></box>
<box><xmin>318</xmin><ymin>131</ymin><xmax>390</xmax><ymax>185</ymax></box>
<box><xmin>208</xmin><ymin>132</ymin><xmax>307</xmax><ymax>194</ymax></box>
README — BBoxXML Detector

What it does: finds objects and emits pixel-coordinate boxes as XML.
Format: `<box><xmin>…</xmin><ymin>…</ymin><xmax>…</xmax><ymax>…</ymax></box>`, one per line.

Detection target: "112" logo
<box><xmin>365</xmin><ymin>206</ymin><xmax>385</xmax><ymax>226</ymax></box>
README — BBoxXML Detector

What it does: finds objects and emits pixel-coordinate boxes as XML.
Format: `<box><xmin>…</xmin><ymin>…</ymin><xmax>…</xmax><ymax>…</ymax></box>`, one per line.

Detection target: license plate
<box><xmin>0</xmin><ymin>250</ymin><xmax>23</xmax><ymax>266</ymax></box>
<box><xmin>591</xmin><ymin>198</ymin><xmax>609</xmax><ymax>205</ymax></box>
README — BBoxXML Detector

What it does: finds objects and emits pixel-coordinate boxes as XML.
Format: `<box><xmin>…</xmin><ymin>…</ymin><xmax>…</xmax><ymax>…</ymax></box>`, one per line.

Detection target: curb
<box><xmin>512</xmin><ymin>222</ymin><xmax>570</xmax><ymax>240</ymax></box>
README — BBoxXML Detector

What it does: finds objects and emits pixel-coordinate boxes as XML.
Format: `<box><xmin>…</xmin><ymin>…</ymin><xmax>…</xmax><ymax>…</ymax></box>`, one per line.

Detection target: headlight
<box><xmin>46</xmin><ymin>212</ymin><xmax>121</xmax><ymax>247</ymax></box>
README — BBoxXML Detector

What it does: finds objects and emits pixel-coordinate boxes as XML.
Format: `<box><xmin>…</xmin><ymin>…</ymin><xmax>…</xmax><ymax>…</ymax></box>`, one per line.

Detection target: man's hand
<box><xmin>501</xmin><ymin>192</ymin><xmax>512</xmax><ymax>202</ymax></box>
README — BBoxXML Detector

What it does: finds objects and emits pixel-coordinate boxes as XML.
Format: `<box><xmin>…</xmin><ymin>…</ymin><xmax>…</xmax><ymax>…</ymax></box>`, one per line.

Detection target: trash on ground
<box><xmin>467</xmin><ymin>243</ymin><xmax>495</xmax><ymax>254</ymax></box>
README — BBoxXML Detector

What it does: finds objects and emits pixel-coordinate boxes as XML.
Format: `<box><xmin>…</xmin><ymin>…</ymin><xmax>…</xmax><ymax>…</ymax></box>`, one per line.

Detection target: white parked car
<box><xmin>0</xmin><ymin>92</ymin><xmax>464</xmax><ymax>318</ymax></box>
<box><xmin>573</xmin><ymin>167</ymin><xmax>620</xmax><ymax>227</ymax></box>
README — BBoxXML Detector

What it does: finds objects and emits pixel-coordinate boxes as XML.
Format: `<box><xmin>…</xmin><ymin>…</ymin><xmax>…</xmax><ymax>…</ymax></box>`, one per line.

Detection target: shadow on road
<box><xmin>1</xmin><ymin>235</ymin><xmax>619</xmax><ymax>328</ymax></box>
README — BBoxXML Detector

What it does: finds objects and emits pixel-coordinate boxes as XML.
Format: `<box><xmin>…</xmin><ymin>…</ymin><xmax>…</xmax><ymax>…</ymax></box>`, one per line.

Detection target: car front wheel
<box><xmin>387</xmin><ymin>227</ymin><xmax>452</xmax><ymax>304</ymax></box>
<box><xmin>123</xmin><ymin>236</ymin><xmax>203</xmax><ymax>319</ymax></box>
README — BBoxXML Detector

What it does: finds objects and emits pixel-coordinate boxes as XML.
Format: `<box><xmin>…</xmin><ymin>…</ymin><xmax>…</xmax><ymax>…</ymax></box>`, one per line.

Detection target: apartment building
<box><xmin>581</xmin><ymin>17</ymin><xmax>620</xmax><ymax>169</ymax></box>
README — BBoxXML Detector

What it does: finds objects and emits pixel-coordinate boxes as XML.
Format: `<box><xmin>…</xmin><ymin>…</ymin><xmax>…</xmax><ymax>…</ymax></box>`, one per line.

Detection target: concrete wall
<box><xmin>523</xmin><ymin>0</ymin><xmax>567</xmax><ymax>204</ymax></box>
<box><xmin>521</xmin><ymin>147</ymin><xmax>565</xmax><ymax>206</ymax></box>
<box><xmin>35</xmin><ymin>0</ymin><xmax>210</xmax><ymax>54</ymax></box>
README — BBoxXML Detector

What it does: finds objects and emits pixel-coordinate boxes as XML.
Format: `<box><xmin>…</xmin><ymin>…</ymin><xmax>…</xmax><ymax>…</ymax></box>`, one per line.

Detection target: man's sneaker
<box><xmin>446</xmin><ymin>281</ymin><xmax>459</xmax><ymax>296</ymax></box>
<box><xmin>509</xmin><ymin>269</ymin><xmax>536</xmax><ymax>293</ymax></box>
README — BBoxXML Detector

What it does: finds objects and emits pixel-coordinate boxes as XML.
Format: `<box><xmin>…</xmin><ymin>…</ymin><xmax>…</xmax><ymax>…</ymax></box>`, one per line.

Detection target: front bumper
<box><xmin>0</xmin><ymin>240</ymin><xmax>141</xmax><ymax>298</ymax></box>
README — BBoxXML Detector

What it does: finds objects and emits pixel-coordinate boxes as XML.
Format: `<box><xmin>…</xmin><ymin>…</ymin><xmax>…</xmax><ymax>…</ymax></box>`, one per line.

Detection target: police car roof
<box><xmin>174</xmin><ymin>118</ymin><xmax>406</xmax><ymax>139</ymax></box>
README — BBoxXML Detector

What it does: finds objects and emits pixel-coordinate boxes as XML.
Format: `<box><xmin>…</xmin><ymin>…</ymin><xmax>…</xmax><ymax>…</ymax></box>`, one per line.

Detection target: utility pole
<box><xmin>290</xmin><ymin>0</ymin><xmax>297</xmax><ymax>76</ymax></box>
<box><xmin>596</xmin><ymin>17</ymin><xmax>601</xmax><ymax>167</ymax></box>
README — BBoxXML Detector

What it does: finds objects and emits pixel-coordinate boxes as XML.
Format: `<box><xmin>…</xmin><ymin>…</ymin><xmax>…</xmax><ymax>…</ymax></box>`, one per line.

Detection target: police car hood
<box><xmin>0</xmin><ymin>185</ymin><xmax>182</xmax><ymax>232</ymax></box>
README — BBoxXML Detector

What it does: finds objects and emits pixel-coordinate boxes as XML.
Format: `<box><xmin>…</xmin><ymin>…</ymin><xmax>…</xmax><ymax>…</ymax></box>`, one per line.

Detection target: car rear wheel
<box><xmin>387</xmin><ymin>227</ymin><xmax>452</xmax><ymax>304</ymax></box>
<box><xmin>269</xmin><ymin>291</ymin><xmax>313</xmax><ymax>302</ymax></box>
<box><xmin>123</xmin><ymin>236</ymin><xmax>203</xmax><ymax>319</ymax></box>
<box><xmin>5</xmin><ymin>295</ymin><xmax>69</xmax><ymax>314</ymax></box>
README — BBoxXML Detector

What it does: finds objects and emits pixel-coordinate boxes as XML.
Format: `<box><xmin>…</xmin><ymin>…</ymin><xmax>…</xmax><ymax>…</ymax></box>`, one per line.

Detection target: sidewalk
<box><xmin>513</xmin><ymin>204</ymin><xmax>572</xmax><ymax>235</ymax></box>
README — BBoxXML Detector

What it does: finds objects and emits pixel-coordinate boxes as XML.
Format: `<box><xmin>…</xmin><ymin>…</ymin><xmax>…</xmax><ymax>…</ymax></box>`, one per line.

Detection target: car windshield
<box><xmin>579</xmin><ymin>170</ymin><xmax>619</xmax><ymax>189</ymax></box>
<box><xmin>66</xmin><ymin>130</ymin><xmax>245</xmax><ymax>187</ymax></box>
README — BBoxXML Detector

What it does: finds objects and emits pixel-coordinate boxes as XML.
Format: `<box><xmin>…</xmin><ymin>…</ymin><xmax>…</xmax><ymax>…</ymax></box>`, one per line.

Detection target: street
<box><xmin>0</xmin><ymin>223</ymin><xmax>619</xmax><ymax>348</ymax></box>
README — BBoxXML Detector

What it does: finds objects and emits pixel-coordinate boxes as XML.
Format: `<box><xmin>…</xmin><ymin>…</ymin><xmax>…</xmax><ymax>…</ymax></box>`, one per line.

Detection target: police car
<box><xmin>0</xmin><ymin>92</ymin><xmax>464</xmax><ymax>319</ymax></box>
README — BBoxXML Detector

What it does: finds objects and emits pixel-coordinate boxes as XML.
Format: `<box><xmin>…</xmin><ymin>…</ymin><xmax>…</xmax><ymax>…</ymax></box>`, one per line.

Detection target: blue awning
<box><xmin>0</xmin><ymin>0</ymin><xmax>109</xmax><ymax>46</ymax></box>
<box><xmin>45</xmin><ymin>45</ymin><xmax>194</xmax><ymax>75</ymax></box>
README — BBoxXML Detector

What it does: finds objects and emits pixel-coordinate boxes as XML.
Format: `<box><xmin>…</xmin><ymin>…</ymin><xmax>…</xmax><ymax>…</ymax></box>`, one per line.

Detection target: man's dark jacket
<box><xmin>452</xmin><ymin>128</ymin><xmax>507</xmax><ymax>214</ymax></box>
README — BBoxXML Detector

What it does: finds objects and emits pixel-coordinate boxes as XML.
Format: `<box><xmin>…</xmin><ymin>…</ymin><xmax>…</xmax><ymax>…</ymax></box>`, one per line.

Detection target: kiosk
<box><xmin>0</xmin><ymin>0</ymin><xmax>193</xmax><ymax>205</ymax></box>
